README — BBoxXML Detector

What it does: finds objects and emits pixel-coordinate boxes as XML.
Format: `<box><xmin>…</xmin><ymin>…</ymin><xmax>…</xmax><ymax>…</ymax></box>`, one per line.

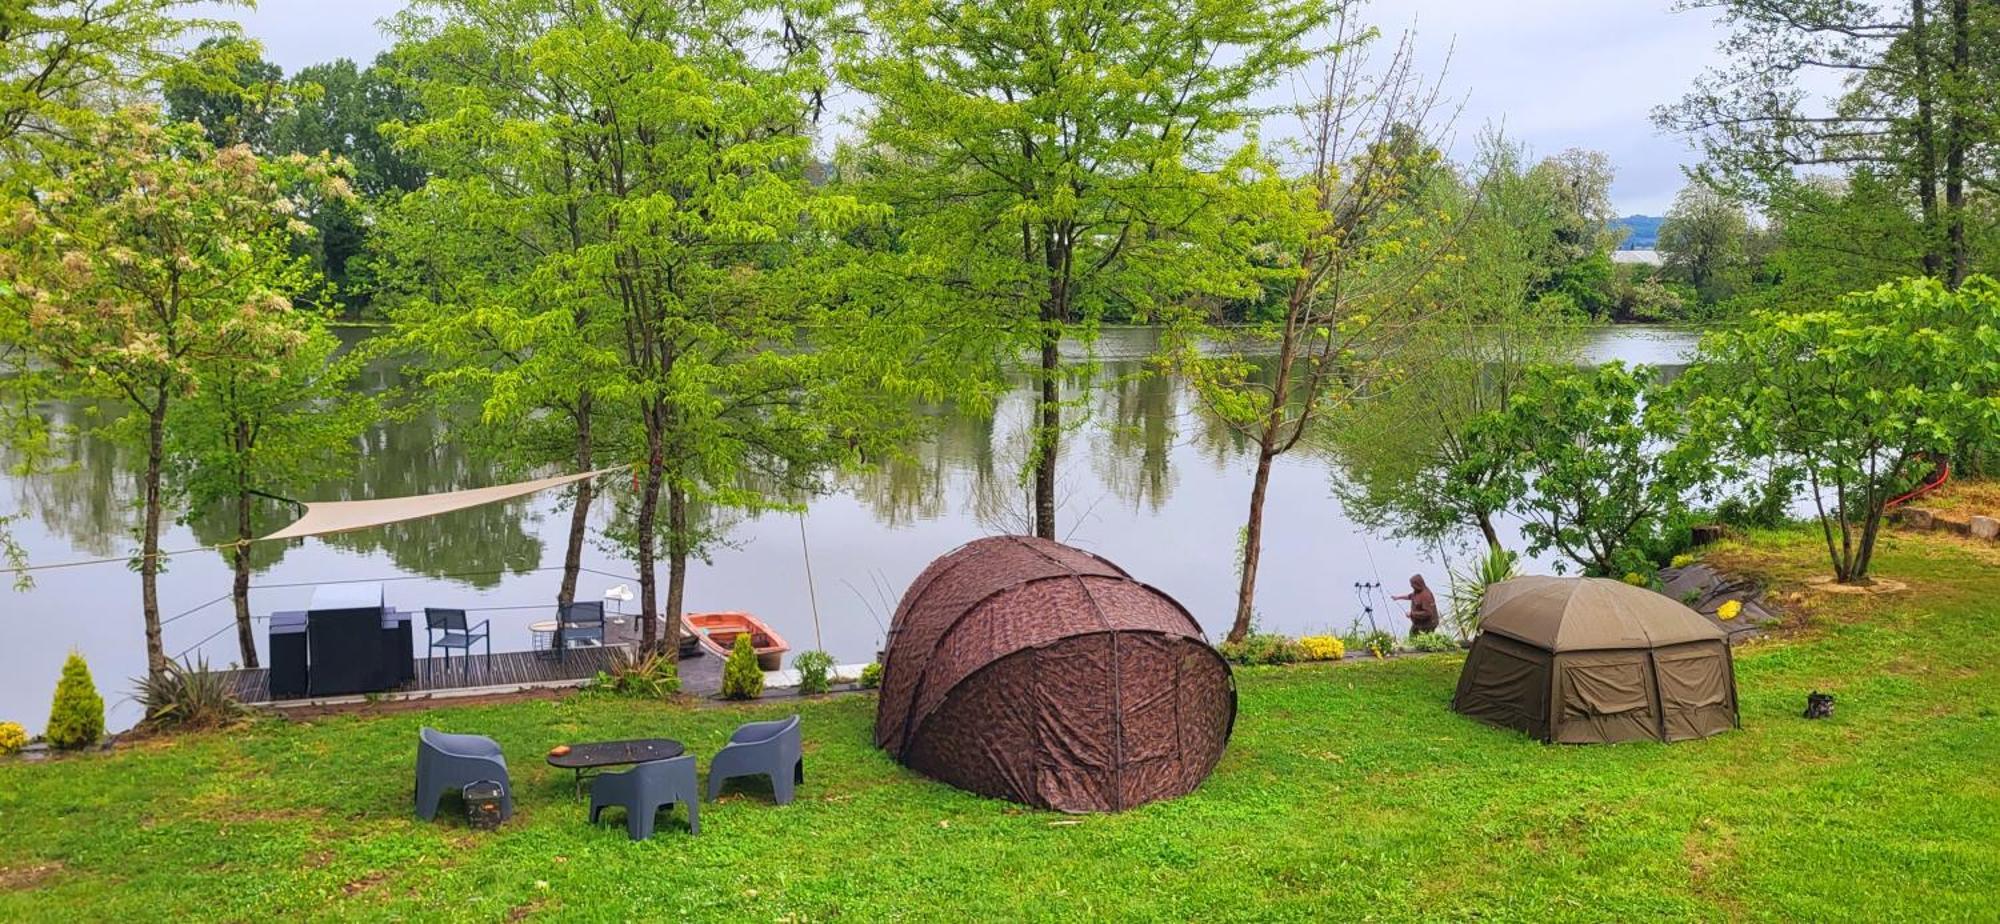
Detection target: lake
<box><xmin>0</xmin><ymin>325</ymin><xmax>1698</xmax><ymax>732</ymax></box>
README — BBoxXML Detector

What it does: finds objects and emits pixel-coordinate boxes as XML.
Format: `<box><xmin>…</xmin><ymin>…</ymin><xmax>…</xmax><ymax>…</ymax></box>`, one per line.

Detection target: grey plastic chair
<box><xmin>556</xmin><ymin>601</ymin><xmax>605</xmax><ymax>663</ymax></box>
<box><xmin>706</xmin><ymin>715</ymin><xmax>803</xmax><ymax>805</ymax></box>
<box><xmin>424</xmin><ymin>608</ymin><xmax>490</xmax><ymax>683</ymax></box>
<box><xmin>590</xmin><ymin>755</ymin><xmax>700</xmax><ymax>840</ymax></box>
<box><xmin>414</xmin><ymin>727</ymin><xmax>513</xmax><ymax>823</ymax></box>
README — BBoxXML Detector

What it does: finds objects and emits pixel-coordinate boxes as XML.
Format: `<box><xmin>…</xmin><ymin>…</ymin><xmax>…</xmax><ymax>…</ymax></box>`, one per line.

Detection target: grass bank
<box><xmin>1</xmin><ymin>527</ymin><xmax>1996</xmax><ymax>922</ymax></box>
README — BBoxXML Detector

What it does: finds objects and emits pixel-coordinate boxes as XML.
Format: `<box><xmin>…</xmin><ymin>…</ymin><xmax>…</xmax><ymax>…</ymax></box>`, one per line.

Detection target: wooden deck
<box><xmin>222</xmin><ymin>645</ymin><xmax>627</xmax><ymax>706</ymax></box>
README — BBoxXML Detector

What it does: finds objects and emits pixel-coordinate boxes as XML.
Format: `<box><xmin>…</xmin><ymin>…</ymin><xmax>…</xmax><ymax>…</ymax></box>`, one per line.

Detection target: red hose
<box><xmin>1886</xmin><ymin>459</ymin><xmax>1950</xmax><ymax>510</ymax></box>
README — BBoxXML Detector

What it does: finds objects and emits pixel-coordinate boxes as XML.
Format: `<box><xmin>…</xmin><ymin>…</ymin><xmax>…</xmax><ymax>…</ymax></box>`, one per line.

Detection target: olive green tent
<box><xmin>1452</xmin><ymin>577</ymin><xmax>1739</xmax><ymax>744</ymax></box>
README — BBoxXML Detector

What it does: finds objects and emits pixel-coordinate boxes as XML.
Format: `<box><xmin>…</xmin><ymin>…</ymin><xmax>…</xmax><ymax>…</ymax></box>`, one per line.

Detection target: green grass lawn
<box><xmin>3</xmin><ymin>527</ymin><xmax>1998</xmax><ymax>922</ymax></box>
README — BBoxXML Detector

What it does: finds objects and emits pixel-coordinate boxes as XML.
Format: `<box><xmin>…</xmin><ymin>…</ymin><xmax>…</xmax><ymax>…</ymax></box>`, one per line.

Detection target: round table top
<box><xmin>546</xmin><ymin>738</ymin><xmax>685</xmax><ymax>770</ymax></box>
<box><xmin>529</xmin><ymin>620</ymin><xmax>558</xmax><ymax>632</ymax></box>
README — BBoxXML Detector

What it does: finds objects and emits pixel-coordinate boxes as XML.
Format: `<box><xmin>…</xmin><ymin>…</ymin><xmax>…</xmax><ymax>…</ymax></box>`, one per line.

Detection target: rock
<box><xmin>1893</xmin><ymin>507</ymin><xmax>1935</xmax><ymax>530</ymax></box>
<box><xmin>1936</xmin><ymin>514</ymin><xmax>1972</xmax><ymax>536</ymax></box>
<box><xmin>1971</xmin><ymin>516</ymin><xmax>2000</xmax><ymax>540</ymax></box>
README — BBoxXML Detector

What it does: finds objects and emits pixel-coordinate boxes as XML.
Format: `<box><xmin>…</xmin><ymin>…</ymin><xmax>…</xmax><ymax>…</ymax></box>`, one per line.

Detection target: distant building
<box><xmin>1611</xmin><ymin>249</ymin><xmax>1663</xmax><ymax>267</ymax></box>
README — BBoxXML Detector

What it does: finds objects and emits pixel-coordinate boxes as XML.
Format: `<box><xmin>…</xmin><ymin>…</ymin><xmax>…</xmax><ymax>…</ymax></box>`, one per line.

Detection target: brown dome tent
<box><xmin>875</xmin><ymin>536</ymin><xmax>1235</xmax><ymax>813</ymax></box>
<box><xmin>1453</xmin><ymin>577</ymin><xmax>1739</xmax><ymax>744</ymax></box>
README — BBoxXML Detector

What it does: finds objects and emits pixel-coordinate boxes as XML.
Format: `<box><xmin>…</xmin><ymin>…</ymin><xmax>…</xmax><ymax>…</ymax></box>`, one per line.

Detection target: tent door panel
<box><xmin>1114</xmin><ymin>634</ymin><xmax>1185</xmax><ymax>808</ymax></box>
<box><xmin>1454</xmin><ymin>638</ymin><xmax>1552</xmax><ymax>739</ymax></box>
<box><xmin>1555</xmin><ymin>654</ymin><xmax>1659</xmax><ymax>743</ymax></box>
<box><xmin>1655</xmin><ymin>645</ymin><xmax>1737</xmax><ymax>741</ymax></box>
<box><xmin>1032</xmin><ymin>637</ymin><xmax>1115</xmax><ymax>812</ymax></box>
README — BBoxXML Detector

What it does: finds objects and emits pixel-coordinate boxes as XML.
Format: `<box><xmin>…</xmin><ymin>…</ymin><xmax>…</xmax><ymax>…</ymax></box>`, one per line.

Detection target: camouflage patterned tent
<box><xmin>875</xmin><ymin>536</ymin><xmax>1235</xmax><ymax>812</ymax></box>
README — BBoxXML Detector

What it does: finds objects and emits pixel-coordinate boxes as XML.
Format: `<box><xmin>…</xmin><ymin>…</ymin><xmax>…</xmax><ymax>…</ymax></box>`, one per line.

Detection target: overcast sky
<box><xmin>217</xmin><ymin>0</ymin><xmax>1725</xmax><ymax>215</ymax></box>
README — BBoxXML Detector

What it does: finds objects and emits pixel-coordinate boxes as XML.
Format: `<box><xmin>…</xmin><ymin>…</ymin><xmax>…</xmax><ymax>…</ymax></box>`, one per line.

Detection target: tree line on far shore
<box><xmin>3</xmin><ymin>0</ymin><xmax>1997</xmax><ymax>681</ymax></box>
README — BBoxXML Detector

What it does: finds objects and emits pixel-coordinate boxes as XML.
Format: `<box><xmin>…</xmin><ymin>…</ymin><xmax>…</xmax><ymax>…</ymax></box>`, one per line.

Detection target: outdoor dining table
<box><xmin>546</xmin><ymin>738</ymin><xmax>686</xmax><ymax>795</ymax></box>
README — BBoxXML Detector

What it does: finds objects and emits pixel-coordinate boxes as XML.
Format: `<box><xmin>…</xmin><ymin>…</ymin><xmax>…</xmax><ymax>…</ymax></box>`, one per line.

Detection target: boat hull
<box><xmin>680</xmin><ymin>611</ymin><xmax>789</xmax><ymax>671</ymax></box>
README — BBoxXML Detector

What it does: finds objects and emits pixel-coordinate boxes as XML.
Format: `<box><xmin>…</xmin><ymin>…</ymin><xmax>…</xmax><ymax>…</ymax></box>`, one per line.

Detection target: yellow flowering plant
<box><xmin>1297</xmin><ymin>636</ymin><xmax>1345</xmax><ymax>661</ymax></box>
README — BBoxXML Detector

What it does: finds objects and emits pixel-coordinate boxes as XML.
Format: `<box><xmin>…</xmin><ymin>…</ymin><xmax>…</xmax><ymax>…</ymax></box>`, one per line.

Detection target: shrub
<box><xmin>132</xmin><ymin>655</ymin><xmax>245</xmax><ymax>730</ymax></box>
<box><xmin>1444</xmin><ymin>545</ymin><xmax>1519</xmax><ymax>639</ymax></box>
<box><xmin>1717</xmin><ymin>599</ymin><xmax>1743</xmax><ymax>621</ymax></box>
<box><xmin>1359</xmin><ymin>629</ymin><xmax>1397</xmax><ymax>659</ymax></box>
<box><xmin>0</xmin><ymin>721</ymin><xmax>26</xmax><ymax>756</ymax></box>
<box><xmin>1408</xmin><ymin>631</ymin><xmax>1458</xmax><ymax>653</ymax></box>
<box><xmin>1218</xmin><ymin>631</ymin><xmax>1303</xmax><ymax>665</ymax></box>
<box><xmin>596</xmin><ymin>648</ymin><xmax>681</xmax><ymax>699</ymax></box>
<box><xmin>1297</xmin><ymin>635</ymin><xmax>1345</xmax><ymax>661</ymax></box>
<box><xmin>858</xmin><ymin>662</ymin><xmax>883</xmax><ymax>689</ymax></box>
<box><xmin>721</xmin><ymin>633</ymin><xmax>765</xmax><ymax>700</ymax></box>
<box><xmin>1670</xmin><ymin>552</ymin><xmax>1698</xmax><ymax>569</ymax></box>
<box><xmin>794</xmin><ymin>650</ymin><xmax>834</xmax><ymax>695</ymax></box>
<box><xmin>46</xmin><ymin>651</ymin><xmax>105</xmax><ymax>750</ymax></box>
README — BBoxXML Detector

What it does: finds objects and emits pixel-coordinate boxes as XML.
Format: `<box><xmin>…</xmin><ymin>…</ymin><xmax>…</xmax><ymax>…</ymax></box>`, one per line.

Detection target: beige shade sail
<box><xmin>259</xmin><ymin>468</ymin><xmax>620</xmax><ymax>542</ymax></box>
<box><xmin>1478</xmin><ymin>576</ymin><xmax>1725</xmax><ymax>652</ymax></box>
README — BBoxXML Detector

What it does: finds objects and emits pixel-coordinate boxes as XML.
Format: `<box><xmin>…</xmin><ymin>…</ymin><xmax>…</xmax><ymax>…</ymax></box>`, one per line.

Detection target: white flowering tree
<box><xmin>0</xmin><ymin>109</ymin><xmax>346</xmax><ymax>676</ymax></box>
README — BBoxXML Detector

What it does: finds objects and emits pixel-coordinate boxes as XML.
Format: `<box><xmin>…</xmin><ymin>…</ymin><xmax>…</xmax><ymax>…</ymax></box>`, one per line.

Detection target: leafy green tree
<box><xmin>269</xmin><ymin>54</ymin><xmax>426</xmax><ymax>314</ymax></box>
<box><xmin>387</xmin><ymin>0</ymin><xmax>916</xmax><ymax>656</ymax></box>
<box><xmin>1169</xmin><ymin>19</ymin><xmax>1460</xmax><ymax>643</ymax></box>
<box><xmin>1</xmin><ymin>1</ymin><xmax>238</xmax><ymax>584</ymax></box>
<box><xmin>1328</xmin><ymin>136</ymin><xmax>1586</xmax><ymax>554</ymax></box>
<box><xmin>843</xmin><ymin>0</ymin><xmax>1335</xmax><ymax>541</ymax></box>
<box><xmin>1680</xmin><ymin>276</ymin><xmax>2000</xmax><ymax>583</ymax></box>
<box><xmin>0</xmin><ymin>110</ymin><xmax>344</xmax><ymax>676</ymax></box>
<box><xmin>1471</xmin><ymin>363</ymin><xmax>1701</xmax><ymax>577</ymax></box>
<box><xmin>271</xmin><ymin>54</ymin><xmax>425</xmax><ymax>199</ymax></box>
<box><xmin>167</xmin><ymin>323</ymin><xmax>376</xmax><ymax>668</ymax></box>
<box><xmin>163</xmin><ymin>35</ymin><xmax>283</xmax><ymax>147</ymax></box>
<box><xmin>1658</xmin><ymin>183</ymin><xmax>1751</xmax><ymax>305</ymax></box>
<box><xmin>1659</xmin><ymin>0</ymin><xmax>1999</xmax><ymax>287</ymax></box>
<box><xmin>1760</xmin><ymin>173</ymin><xmax>1931</xmax><ymax>311</ymax></box>
<box><xmin>0</xmin><ymin>0</ymin><xmax>232</xmax><ymax>149</ymax></box>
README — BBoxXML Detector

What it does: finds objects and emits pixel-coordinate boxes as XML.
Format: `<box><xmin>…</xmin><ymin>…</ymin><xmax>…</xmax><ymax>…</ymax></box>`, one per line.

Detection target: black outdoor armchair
<box><xmin>556</xmin><ymin>601</ymin><xmax>605</xmax><ymax>662</ymax></box>
<box><xmin>590</xmin><ymin>755</ymin><xmax>700</xmax><ymax>840</ymax></box>
<box><xmin>414</xmin><ymin>727</ymin><xmax>513</xmax><ymax>823</ymax></box>
<box><xmin>424</xmin><ymin>608</ymin><xmax>490</xmax><ymax>683</ymax></box>
<box><xmin>706</xmin><ymin>715</ymin><xmax>803</xmax><ymax>805</ymax></box>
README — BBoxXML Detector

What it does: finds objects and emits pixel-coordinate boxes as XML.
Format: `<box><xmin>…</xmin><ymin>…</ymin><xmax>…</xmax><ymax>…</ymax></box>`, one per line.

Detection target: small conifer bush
<box><xmin>859</xmin><ymin>662</ymin><xmax>883</xmax><ymax>689</ymax></box>
<box><xmin>721</xmin><ymin>633</ymin><xmax>765</xmax><ymax>700</ymax></box>
<box><xmin>46</xmin><ymin>651</ymin><xmax>105</xmax><ymax>750</ymax></box>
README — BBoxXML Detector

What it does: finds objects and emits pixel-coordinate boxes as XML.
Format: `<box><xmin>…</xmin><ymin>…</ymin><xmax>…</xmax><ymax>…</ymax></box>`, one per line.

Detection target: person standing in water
<box><xmin>1392</xmin><ymin>574</ymin><xmax>1439</xmax><ymax>636</ymax></box>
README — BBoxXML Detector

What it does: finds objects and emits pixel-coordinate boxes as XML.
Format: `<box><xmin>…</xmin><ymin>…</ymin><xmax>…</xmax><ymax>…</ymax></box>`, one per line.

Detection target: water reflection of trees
<box><xmin>1</xmin><ymin>401</ymin><xmax>138</xmax><ymax>557</ymax></box>
<box><xmin>314</xmin><ymin>406</ymin><xmax>545</xmax><ymax>589</ymax></box>
<box><xmin>1090</xmin><ymin>360</ymin><xmax>1179</xmax><ymax>514</ymax></box>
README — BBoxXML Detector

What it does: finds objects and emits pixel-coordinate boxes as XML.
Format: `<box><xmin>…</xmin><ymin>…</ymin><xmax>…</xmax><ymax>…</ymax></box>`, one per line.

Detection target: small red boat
<box><xmin>680</xmin><ymin>611</ymin><xmax>790</xmax><ymax>670</ymax></box>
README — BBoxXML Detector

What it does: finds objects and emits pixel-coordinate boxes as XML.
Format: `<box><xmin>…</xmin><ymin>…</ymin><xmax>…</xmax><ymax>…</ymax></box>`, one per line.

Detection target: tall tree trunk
<box><xmin>665</xmin><ymin>480</ymin><xmax>688</xmax><ymax>658</ymax></box>
<box><xmin>230</xmin><ymin>419</ymin><xmax>258</xmax><ymax>668</ymax></box>
<box><xmin>140</xmin><ymin>400</ymin><xmax>168</xmax><ymax>678</ymax></box>
<box><xmin>556</xmin><ymin>392</ymin><xmax>595</xmax><ymax>609</ymax></box>
<box><xmin>1912</xmin><ymin>0</ymin><xmax>1944</xmax><ymax>278</ymax></box>
<box><xmin>231</xmin><ymin>491</ymin><xmax>258</xmax><ymax>670</ymax></box>
<box><xmin>1033</xmin><ymin>223</ymin><xmax>1070</xmax><ymax>541</ymax></box>
<box><xmin>1229</xmin><ymin>443</ymin><xmax>1279</xmax><ymax>644</ymax></box>
<box><xmin>1943</xmin><ymin>0</ymin><xmax>1970</xmax><ymax>287</ymax></box>
<box><xmin>1033</xmin><ymin>325</ymin><xmax>1059</xmax><ymax>540</ymax></box>
<box><xmin>636</xmin><ymin>403</ymin><xmax>665</xmax><ymax>655</ymax></box>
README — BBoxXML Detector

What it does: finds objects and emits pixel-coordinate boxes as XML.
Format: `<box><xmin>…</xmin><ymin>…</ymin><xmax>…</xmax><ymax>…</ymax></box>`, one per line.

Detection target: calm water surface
<box><xmin>0</xmin><ymin>326</ymin><xmax>1697</xmax><ymax>732</ymax></box>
